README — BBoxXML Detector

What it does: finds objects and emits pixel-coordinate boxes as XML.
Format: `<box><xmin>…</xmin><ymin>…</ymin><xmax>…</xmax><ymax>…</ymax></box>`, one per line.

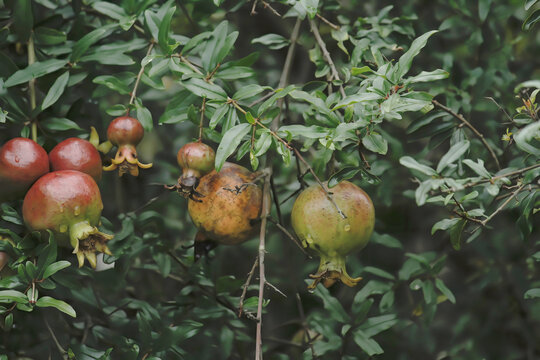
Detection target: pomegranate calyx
<box><xmin>69</xmin><ymin>221</ymin><xmax>113</xmax><ymax>268</ymax></box>
<box><xmin>103</xmin><ymin>145</ymin><xmax>152</xmax><ymax>177</ymax></box>
<box><xmin>307</xmin><ymin>254</ymin><xmax>362</xmax><ymax>291</ymax></box>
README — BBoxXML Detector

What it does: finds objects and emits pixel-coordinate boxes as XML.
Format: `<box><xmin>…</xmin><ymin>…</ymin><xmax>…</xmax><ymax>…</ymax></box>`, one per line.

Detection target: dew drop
<box><xmin>344</xmin><ymin>224</ymin><xmax>351</xmax><ymax>232</ymax></box>
<box><xmin>74</xmin><ymin>205</ymin><xmax>81</xmax><ymax>216</ymax></box>
<box><xmin>14</xmin><ymin>156</ymin><xmax>20</xmax><ymax>163</ymax></box>
<box><xmin>59</xmin><ymin>224</ymin><xmax>68</xmax><ymax>233</ymax></box>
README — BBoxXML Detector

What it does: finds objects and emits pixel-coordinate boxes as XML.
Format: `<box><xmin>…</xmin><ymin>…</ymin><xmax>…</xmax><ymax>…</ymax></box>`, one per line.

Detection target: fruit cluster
<box><xmin>0</xmin><ymin>116</ymin><xmax>150</xmax><ymax>268</ymax></box>
<box><xmin>2</xmin><ymin>126</ymin><xmax>375</xmax><ymax>290</ymax></box>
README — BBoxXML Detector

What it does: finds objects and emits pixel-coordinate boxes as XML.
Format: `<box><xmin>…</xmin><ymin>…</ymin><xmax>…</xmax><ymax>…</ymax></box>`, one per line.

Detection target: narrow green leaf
<box><xmin>0</xmin><ymin>290</ymin><xmax>29</xmax><ymax>304</ymax></box>
<box><xmin>5</xmin><ymin>59</ymin><xmax>68</xmax><ymax>87</ymax></box>
<box><xmin>43</xmin><ymin>261</ymin><xmax>71</xmax><ymax>279</ymax></box>
<box><xmin>435</xmin><ymin>278</ymin><xmax>456</xmax><ymax>303</ymax></box>
<box><xmin>436</xmin><ymin>140</ymin><xmax>470</xmax><ymax>173</ymax></box>
<box><xmin>353</xmin><ymin>330</ymin><xmax>384</xmax><ymax>356</ymax></box>
<box><xmin>431</xmin><ymin>218</ymin><xmax>460</xmax><ymax>235</ymax></box>
<box><xmin>13</xmin><ymin>0</ymin><xmax>33</xmax><ymax>42</ymax></box>
<box><xmin>182</xmin><ymin>78</ymin><xmax>227</xmax><ymax>100</ymax></box>
<box><xmin>362</xmin><ymin>133</ymin><xmax>388</xmax><ymax>155</ymax></box>
<box><xmin>41</xmin><ymin>72</ymin><xmax>70</xmax><ymax>110</ymax></box>
<box><xmin>215</xmin><ymin>123</ymin><xmax>252</xmax><ymax>171</ymax></box>
<box><xmin>524</xmin><ymin>288</ymin><xmax>540</xmax><ymax>299</ymax></box>
<box><xmin>71</xmin><ymin>25</ymin><xmax>116</xmax><ymax>62</ymax></box>
<box><xmin>35</xmin><ymin>296</ymin><xmax>76</xmax><ymax>317</ymax></box>
<box><xmin>41</xmin><ymin>117</ymin><xmax>83</xmax><ymax>131</ymax></box>
<box><xmin>399</xmin><ymin>156</ymin><xmax>437</xmax><ymax>176</ymax></box>
<box><xmin>209</xmin><ymin>104</ymin><xmax>229</xmax><ymax>129</ymax></box>
<box><xmin>158</xmin><ymin>6</ymin><xmax>176</xmax><ymax>53</ymax></box>
<box><xmin>396</xmin><ymin>30</ymin><xmax>438</xmax><ymax>79</ymax></box>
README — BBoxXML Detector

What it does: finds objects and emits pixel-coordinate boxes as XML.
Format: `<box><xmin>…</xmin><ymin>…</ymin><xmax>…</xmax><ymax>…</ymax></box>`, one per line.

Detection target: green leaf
<box><xmin>435</xmin><ymin>278</ymin><xmax>456</xmax><ymax>303</ymax></box>
<box><xmin>36</xmin><ymin>296</ymin><xmax>76</xmax><ymax>317</ymax></box>
<box><xmin>462</xmin><ymin>159</ymin><xmax>491</xmax><ymax>178</ymax></box>
<box><xmin>313</xmin><ymin>284</ymin><xmax>349</xmax><ymax>323</ymax></box>
<box><xmin>399</xmin><ymin>156</ymin><xmax>437</xmax><ymax>176</ymax></box>
<box><xmin>431</xmin><ymin>218</ymin><xmax>460</xmax><ymax>235</ymax></box>
<box><xmin>34</xmin><ymin>27</ymin><xmax>67</xmax><ymax>45</ymax></box>
<box><xmin>158</xmin><ymin>6</ymin><xmax>177</xmax><ymax>54</ymax></box>
<box><xmin>233</xmin><ymin>84</ymin><xmax>266</xmax><ymax>100</ymax></box>
<box><xmin>396</xmin><ymin>30</ymin><xmax>438</xmax><ymax>79</ymax></box>
<box><xmin>201</xmin><ymin>21</ymin><xmax>229</xmax><ymax>71</ymax></box>
<box><xmin>209</xmin><ymin>104</ymin><xmax>230</xmax><ymax>129</ymax></box>
<box><xmin>332</xmin><ymin>93</ymin><xmax>381</xmax><ymax>110</ymax></box>
<box><xmin>353</xmin><ymin>330</ymin><xmax>384</xmax><ymax>356</ymax></box>
<box><xmin>91</xmin><ymin>2</ymin><xmax>127</xmax><ymax>20</ymax></box>
<box><xmin>514</xmin><ymin>121</ymin><xmax>540</xmax><ymax>157</ymax></box>
<box><xmin>41</xmin><ymin>72</ymin><xmax>70</xmax><ymax>110</ymax></box>
<box><xmin>436</xmin><ymin>140</ymin><xmax>470</xmax><ymax>173</ymax></box>
<box><xmin>181</xmin><ymin>78</ymin><xmax>227</xmax><ymax>100</ymax></box>
<box><xmin>524</xmin><ymin>288</ymin><xmax>540</xmax><ymax>299</ymax></box>
<box><xmin>12</xmin><ymin>0</ymin><xmax>33</xmax><ymax>42</ymax></box>
<box><xmin>43</xmin><ymin>261</ymin><xmax>71</xmax><ymax>279</ymax></box>
<box><xmin>215</xmin><ymin>123</ymin><xmax>252</xmax><ymax>171</ymax></box>
<box><xmin>523</xmin><ymin>9</ymin><xmax>540</xmax><ymax>30</ymax></box>
<box><xmin>136</xmin><ymin>104</ymin><xmax>153</xmax><ymax>132</ymax></box>
<box><xmin>41</xmin><ymin>117</ymin><xmax>83</xmax><ymax>131</ymax></box>
<box><xmin>351</xmin><ymin>66</ymin><xmax>374</xmax><ymax>76</ymax></box>
<box><xmin>252</xmin><ymin>34</ymin><xmax>290</xmax><ymax>50</ymax></box>
<box><xmin>362</xmin><ymin>133</ymin><xmax>388</xmax><ymax>155</ymax></box>
<box><xmin>71</xmin><ymin>25</ymin><xmax>116</xmax><ymax>62</ymax></box>
<box><xmin>93</xmin><ymin>75</ymin><xmax>132</xmax><ymax>95</ymax></box>
<box><xmin>359</xmin><ymin>314</ymin><xmax>398</xmax><ymax>337</ymax></box>
<box><xmin>5</xmin><ymin>59</ymin><xmax>69</xmax><ymax>87</ymax></box>
<box><xmin>0</xmin><ymin>290</ymin><xmax>29</xmax><ymax>304</ymax></box>
<box><xmin>449</xmin><ymin>219</ymin><xmax>467</xmax><ymax>250</ymax></box>
<box><xmin>405</xmin><ymin>69</ymin><xmax>449</xmax><ymax>84</ymax></box>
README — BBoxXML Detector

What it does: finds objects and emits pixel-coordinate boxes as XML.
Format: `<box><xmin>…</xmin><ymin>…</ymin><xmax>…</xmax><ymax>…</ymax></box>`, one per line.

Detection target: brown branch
<box><xmin>251</xmin><ymin>0</ymin><xmax>259</xmax><ymax>15</ymax></box>
<box><xmin>129</xmin><ymin>42</ymin><xmax>155</xmax><ymax>106</ymax></box>
<box><xmin>198</xmin><ymin>98</ymin><xmax>206</xmax><ymax>142</ymax></box>
<box><xmin>267</xmin><ymin>218</ymin><xmax>309</xmax><ymax>256</ymax></box>
<box><xmin>308</xmin><ymin>18</ymin><xmax>345</xmax><ymax>98</ymax></box>
<box><xmin>480</xmin><ymin>182</ymin><xmax>525</xmax><ymax>227</ymax></box>
<box><xmin>432</xmin><ymin>99</ymin><xmax>501</xmax><ymax>170</ymax></box>
<box><xmin>238</xmin><ymin>256</ymin><xmax>259</xmax><ymax>317</ymax></box>
<box><xmin>296</xmin><ymin>293</ymin><xmax>319</xmax><ymax>359</ymax></box>
<box><xmin>316</xmin><ymin>13</ymin><xmax>340</xmax><ymax>30</ymax></box>
<box><xmin>255</xmin><ymin>172</ymin><xmax>272</xmax><ymax>360</ymax></box>
<box><xmin>442</xmin><ymin>163</ymin><xmax>540</xmax><ymax>193</ymax></box>
<box><xmin>262</xmin><ymin>1</ymin><xmax>281</xmax><ymax>17</ymax></box>
<box><xmin>44</xmin><ymin>318</ymin><xmax>68</xmax><ymax>360</ymax></box>
<box><xmin>27</xmin><ymin>34</ymin><xmax>37</xmax><ymax>142</ymax></box>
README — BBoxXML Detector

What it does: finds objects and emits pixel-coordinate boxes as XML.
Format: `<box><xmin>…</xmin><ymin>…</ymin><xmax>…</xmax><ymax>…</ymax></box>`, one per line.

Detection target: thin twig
<box><xmin>198</xmin><ymin>98</ymin><xmax>206</xmax><ymax>142</ymax></box>
<box><xmin>129</xmin><ymin>42</ymin><xmax>155</xmax><ymax>106</ymax></box>
<box><xmin>442</xmin><ymin>163</ymin><xmax>540</xmax><ymax>193</ymax></box>
<box><xmin>251</xmin><ymin>0</ymin><xmax>259</xmax><ymax>15</ymax></box>
<box><xmin>28</xmin><ymin>34</ymin><xmax>37</xmax><ymax>142</ymax></box>
<box><xmin>269</xmin><ymin>176</ymin><xmax>283</xmax><ymax>225</ymax></box>
<box><xmin>267</xmin><ymin>217</ymin><xmax>310</xmax><ymax>257</ymax></box>
<box><xmin>316</xmin><ymin>13</ymin><xmax>340</xmax><ymax>30</ymax></box>
<box><xmin>238</xmin><ymin>256</ymin><xmax>259</xmax><ymax>317</ymax></box>
<box><xmin>432</xmin><ymin>99</ymin><xmax>501</xmax><ymax>170</ymax></box>
<box><xmin>177</xmin><ymin>55</ymin><xmax>205</xmax><ymax>75</ymax></box>
<box><xmin>308</xmin><ymin>18</ymin><xmax>345</xmax><ymax>98</ymax></box>
<box><xmin>255</xmin><ymin>172</ymin><xmax>271</xmax><ymax>360</ymax></box>
<box><xmin>261</xmin><ymin>1</ymin><xmax>281</xmax><ymax>17</ymax></box>
<box><xmin>480</xmin><ymin>182</ymin><xmax>525</xmax><ymax>226</ymax></box>
<box><xmin>176</xmin><ymin>0</ymin><xmax>198</xmax><ymax>31</ymax></box>
<box><xmin>296</xmin><ymin>293</ymin><xmax>319</xmax><ymax>359</ymax></box>
<box><xmin>44</xmin><ymin>318</ymin><xmax>68</xmax><ymax>360</ymax></box>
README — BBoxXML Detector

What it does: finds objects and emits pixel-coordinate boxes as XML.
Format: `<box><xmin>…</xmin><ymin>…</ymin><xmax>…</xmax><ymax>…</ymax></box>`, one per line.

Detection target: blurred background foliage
<box><xmin>0</xmin><ymin>0</ymin><xmax>539</xmax><ymax>359</ymax></box>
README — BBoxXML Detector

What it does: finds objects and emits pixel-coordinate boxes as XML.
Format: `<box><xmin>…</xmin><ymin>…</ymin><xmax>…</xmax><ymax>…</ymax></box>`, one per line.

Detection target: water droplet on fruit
<box><xmin>14</xmin><ymin>156</ymin><xmax>20</xmax><ymax>163</ymax></box>
<box><xmin>344</xmin><ymin>224</ymin><xmax>351</xmax><ymax>232</ymax></box>
<box><xmin>306</xmin><ymin>234</ymin><xmax>314</xmax><ymax>244</ymax></box>
<box><xmin>59</xmin><ymin>225</ymin><xmax>68</xmax><ymax>233</ymax></box>
<box><xmin>74</xmin><ymin>206</ymin><xmax>81</xmax><ymax>216</ymax></box>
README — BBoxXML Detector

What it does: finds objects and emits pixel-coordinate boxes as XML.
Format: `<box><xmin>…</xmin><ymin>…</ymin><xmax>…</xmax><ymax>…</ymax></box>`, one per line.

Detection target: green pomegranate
<box><xmin>291</xmin><ymin>181</ymin><xmax>375</xmax><ymax>290</ymax></box>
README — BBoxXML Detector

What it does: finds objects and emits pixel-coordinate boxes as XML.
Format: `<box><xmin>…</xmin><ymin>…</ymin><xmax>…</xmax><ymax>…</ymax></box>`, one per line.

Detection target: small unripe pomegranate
<box><xmin>103</xmin><ymin>116</ymin><xmax>152</xmax><ymax>176</ymax></box>
<box><xmin>49</xmin><ymin>138</ymin><xmax>102</xmax><ymax>181</ymax></box>
<box><xmin>22</xmin><ymin>170</ymin><xmax>113</xmax><ymax>268</ymax></box>
<box><xmin>0</xmin><ymin>137</ymin><xmax>49</xmax><ymax>202</ymax></box>
<box><xmin>188</xmin><ymin>163</ymin><xmax>266</xmax><ymax>257</ymax></box>
<box><xmin>291</xmin><ymin>181</ymin><xmax>375</xmax><ymax>290</ymax></box>
<box><xmin>167</xmin><ymin>142</ymin><xmax>215</xmax><ymax>201</ymax></box>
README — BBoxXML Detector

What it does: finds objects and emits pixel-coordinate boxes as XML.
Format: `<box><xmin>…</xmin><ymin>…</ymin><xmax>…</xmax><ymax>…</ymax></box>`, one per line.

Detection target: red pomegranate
<box><xmin>49</xmin><ymin>137</ymin><xmax>102</xmax><ymax>181</ymax></box>
<box><xmin>22</xmin><ymin>170</ymin><xmax>113</xmax><ymax>268</ymax></box>
<box><xmin>0</xmin><ymin>137</ymin><xmax>49</xmax><ymax>202</ymax></box>
<box><xmin>187</xmin><ymin>163</ymin><xmax>266</xmax><ymax>257</ymax></box>
<box><xmin>103</xmin><ymin>116</ymin><xmax>152</xmax><ymax>176</ymax></box>
<box><xmin>291</xmin><ymin>181</ymin><xmax>375</xmax><ymax>290</ymax></box>
<box><xmin>167</xmin><ymin>142</ymin><xmax>215</xmax><ymax>201</ymax></box>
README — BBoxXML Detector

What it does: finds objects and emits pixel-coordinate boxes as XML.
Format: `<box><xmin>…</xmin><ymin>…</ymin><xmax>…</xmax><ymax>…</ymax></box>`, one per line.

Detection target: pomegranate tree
<box><xmin>0</xmin><ymin>137</ymin><xmax>49</xmax><ymax>202</ymax></box>
<box><xmin>187</xmin><ymin>163</ymin><xmax>266</xmax><ymax>258</ymax></box>
<box><xmin>22</xmin><ymin>170</ymin><xmax>113</xmax><ymax>268</ymax></box>
<box><xmin>103</xmin><ymin>116</ymin><xmax>152</xmax><ymax>176</ymax></box>
<box><xmin>49</xmin><ymin>137</ymin><xmax>102</xmax><ymax>181</ymax></box>
<box><xmin>167</xmin><ymin>142</ymin><xmax>215</xmax><ymax>201</ymax></box>
<box><xmin>291</xmin><ymin>181</ymin><xmax>375</xmax><ymax>290</ymax></box>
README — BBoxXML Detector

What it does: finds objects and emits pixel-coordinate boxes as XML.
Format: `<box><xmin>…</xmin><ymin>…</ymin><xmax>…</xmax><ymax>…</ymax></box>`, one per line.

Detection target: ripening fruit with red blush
<box><xmin>103</xmin><ymin>116</ymin><xmax>152</xmax><ymax>176</ymax></box>
<box><xmin>49</xmin><ymin>138</ymin><xmax>102</xmax><ymax>182</ymax></box>
<box><xmin>167</xmin><ymin>142</ymin><xmax>215</xmax><ymax>201</ymax></box>
<box><xmin>22</xmin><ymin>170</ymin><xmax>113</xmax><ymax>268</ymax></box>
<box><xmin>291</xmin><ymin>181</ymin><xmax>375</xmax><ymax>290</ymax></box>
<box><xmin>0</xmin><ymin>137</ymin><xmax>49</xmax><ymax>202</ymax></box>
